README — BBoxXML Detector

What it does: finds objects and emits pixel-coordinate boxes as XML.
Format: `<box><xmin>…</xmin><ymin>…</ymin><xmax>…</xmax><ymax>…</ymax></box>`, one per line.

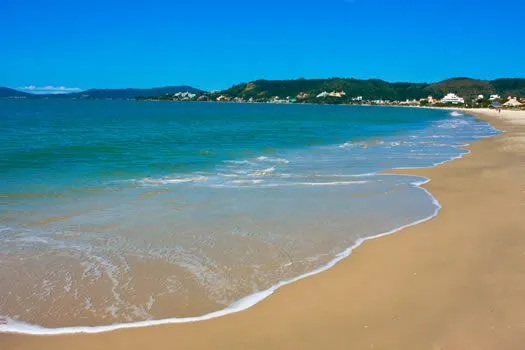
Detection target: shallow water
<box><xmin>0</xmin><ymin>101</ymin><xmax>499</xmax><ymax>329</ymax></box>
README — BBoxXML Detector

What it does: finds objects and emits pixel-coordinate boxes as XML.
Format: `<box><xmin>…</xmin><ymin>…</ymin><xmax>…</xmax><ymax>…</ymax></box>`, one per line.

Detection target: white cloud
<box><xmin>17</xmin><ymin>85</ymin><xmax>83</xmax><ymax>95</ymax></box>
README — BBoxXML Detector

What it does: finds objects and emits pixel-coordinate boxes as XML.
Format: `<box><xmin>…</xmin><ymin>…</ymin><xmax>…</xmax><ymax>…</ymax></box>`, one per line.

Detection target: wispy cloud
<box><xmin>17</xmin><ymin>85</ymin><xmax>83</xmax><ymax>95</ymax></box>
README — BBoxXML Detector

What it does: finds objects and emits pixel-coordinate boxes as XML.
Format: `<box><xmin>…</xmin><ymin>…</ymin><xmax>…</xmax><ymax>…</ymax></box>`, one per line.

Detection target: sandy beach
<box><xmin>2</xmin><ymin>108</ymin><xmax>525</xmax><ymax>350</ymax></box>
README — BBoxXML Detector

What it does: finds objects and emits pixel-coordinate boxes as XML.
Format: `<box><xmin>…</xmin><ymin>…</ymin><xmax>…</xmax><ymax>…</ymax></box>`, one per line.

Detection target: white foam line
<box><xmin>295</xmin><ymin>181</ymin><xmax>369</xmax><ymax>186</ymax></box>
<box><xmin>0</xmin><ymin>117</ymin><xmax>502</xmax><ymax>336</ymax></box>
<box><xmin>392</xmin><ymin>147</ymin><xmax>471</xmax><ymax>171</ymax></box>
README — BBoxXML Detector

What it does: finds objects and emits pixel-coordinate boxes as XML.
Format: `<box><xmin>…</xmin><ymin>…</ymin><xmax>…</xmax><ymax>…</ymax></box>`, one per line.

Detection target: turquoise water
<box><xmin>0</xmin><ymin>100</ymin><xmax>499</xmax><ymax>328</ymax></box>
<box><xmin>0</xmin><ymin>101</ymin><xmax>473</xmax><ymax>191</ymax></box>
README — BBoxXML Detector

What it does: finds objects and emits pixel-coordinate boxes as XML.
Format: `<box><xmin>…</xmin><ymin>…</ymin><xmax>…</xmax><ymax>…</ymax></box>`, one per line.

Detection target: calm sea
<box><xmin>0</xmin><ymin>100</ymin><xmax>499</xmax><ymax>330</ymax></box>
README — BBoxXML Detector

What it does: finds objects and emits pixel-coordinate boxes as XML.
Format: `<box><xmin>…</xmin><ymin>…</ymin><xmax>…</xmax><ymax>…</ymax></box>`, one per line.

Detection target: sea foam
<box><xmin>0</xmin><ymin>174</ymin><xmax>440</xmax><ymax>335</ymax></box>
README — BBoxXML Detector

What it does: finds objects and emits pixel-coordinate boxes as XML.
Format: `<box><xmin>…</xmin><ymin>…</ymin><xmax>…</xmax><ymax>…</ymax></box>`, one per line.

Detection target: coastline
<box><xmin>2</xmin><ymin>109</ymin><xmax>525</xmax><ymax>349</ymax></box>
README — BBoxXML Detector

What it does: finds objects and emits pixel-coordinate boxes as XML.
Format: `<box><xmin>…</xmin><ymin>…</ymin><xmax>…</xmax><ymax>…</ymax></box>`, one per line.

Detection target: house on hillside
<box><xmin>440</xmin><ymin>93</ymin><xmax>465</xmax><ymax>104</ymax></box>
<box><xmin>216</xmin><ymin>95</ymin><xmax>230</xmax><ymax>102</ymax></box>
<box><xmin>328</xmin><ymin>91</ymin><xmax>346</xmax><ymax>98</ymax></box>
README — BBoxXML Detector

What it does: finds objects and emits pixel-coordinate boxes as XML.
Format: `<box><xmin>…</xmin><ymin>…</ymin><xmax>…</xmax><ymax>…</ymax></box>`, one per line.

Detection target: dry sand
<box><xmin>2</xmin><ymin>109</ymin><xmax>525</xmax><ymax>350</ymax></box>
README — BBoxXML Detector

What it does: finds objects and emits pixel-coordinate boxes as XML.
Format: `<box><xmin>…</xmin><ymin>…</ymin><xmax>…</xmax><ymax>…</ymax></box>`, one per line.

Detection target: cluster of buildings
<box><xmin>166</xmin><ymin>90</ymin><xmax>524</xmax><ymax>109</ymax></box>
<box><xmin>170</xmin><ymin>92</ymin><xmax>197</xmax><ymax>101</ymax></box>
<box><xmin>315</xmin><ymin>90</ymin><xmax>347</xmax><ymax>98</ymax></box>
<box><xmin>405</xmin><ymin>93</ymin><xmax>523</xmax><ymax>107</ymax></box>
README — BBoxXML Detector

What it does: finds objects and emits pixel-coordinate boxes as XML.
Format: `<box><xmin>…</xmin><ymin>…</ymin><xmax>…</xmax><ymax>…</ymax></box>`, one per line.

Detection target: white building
<box><xmin>216</xmin><ymin>95</ymin><xmax>230</xmax><ymax>102</ymax></box>
<box><xmin>174</xmin><ymin>91</ymin><xmax>196</xmax><ymax>100</ymax></box>
<box><xmin>316</xmin><ymin>91</ymin><xmax>329</xmax><ymax>98</ymax></box>
<box><xmin>440</xmin><ymin>93</ymin><xmax>465</xmax><ymax>104</ymax></box>
<box><xmin>399</xmin><ymin>99</ymin><xmax>420</xmax><ymax>106</ymax></box>
<box><xmin>328</xmin><ymin>91</ymin><xmax>346</xmax><ymax>98</ymax></box>
<box><xmin>489</xmin><ymin>94</ymin><xmax>501</xmax><ymax>101</ymax></box>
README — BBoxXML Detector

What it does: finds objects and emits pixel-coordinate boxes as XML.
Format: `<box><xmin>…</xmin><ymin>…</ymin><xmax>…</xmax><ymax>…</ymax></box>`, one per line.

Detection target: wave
<box><xmin>339</xmin><ymin>140</ymin><xmax>407</xmax><ymax>149</ymax></box>
<box><xmin>311</xmin><ymin>173</ymin><xmax>377</xmax><ymax>178</ymax></box>
<box><xmin>140</xmin><ymin>175</ymin><xmax>208</xmax><ymax>186</ymax></box>
<box><xmin>450</xmin><ymin>111</ymin><xmax>463</xmax><ymax>117</ymax></box>
<box><xmin>251</xmin><ymin>166</ymin><xmax>276</xmax><ymax>176</ymax></box>
<box><xmin>338</xmin><ymin>141</ymin><xmax>368</xmax><ymax>149</ymax></box>
<box><xmin>218</xmin><ymin>173</ymin><xmax>239</xmax><ymax>178</ymax></box>
<box><xmin>223</xmin><ymin>160</ymin><xmax>254</xmax><ymax>165</ymax></box>
<box><xmin>231</xmin><ymin>180</ymin><xmax>265</xmax><ymax>185</ymax></box>
<box><xmin>436</xmin><ymin>119</ymin><xmax>469</xmax><ymax>129</ymax></box>
<box><xmin>255</xmin><ymin>156</ymin><xmax>289</xmax><ymax>164</ymax></box>
<box><xmin>294</xmin><ymin>181</ymin><xmax>369</xmax><ymax>186</ymax></box>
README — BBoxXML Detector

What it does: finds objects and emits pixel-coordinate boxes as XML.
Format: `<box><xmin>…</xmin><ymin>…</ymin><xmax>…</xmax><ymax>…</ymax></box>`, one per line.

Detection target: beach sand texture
<box><xmin>2</xmin><ymin>109</ymin><xmax>525</xmax><ymax>350</ymax></box>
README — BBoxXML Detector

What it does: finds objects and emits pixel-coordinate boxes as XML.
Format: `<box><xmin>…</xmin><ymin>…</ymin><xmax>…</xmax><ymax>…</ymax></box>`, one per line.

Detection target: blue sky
<box><xmin>2</xmin><ymin>0</ymin><xmax>524</xmax><ymax>91</ymax></box>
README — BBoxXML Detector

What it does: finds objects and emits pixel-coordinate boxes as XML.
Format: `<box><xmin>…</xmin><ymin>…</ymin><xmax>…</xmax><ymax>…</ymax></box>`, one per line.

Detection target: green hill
<box><xmin>222</xmin><ymin>77</ymin><xmax>525</xmax><ymax>102</ymax></box>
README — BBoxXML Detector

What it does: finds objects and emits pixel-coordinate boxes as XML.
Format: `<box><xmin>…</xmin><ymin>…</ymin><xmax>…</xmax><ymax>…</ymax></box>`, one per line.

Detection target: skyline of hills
<box><xmin>0</xmin><ymin>86</ymin><xmax>203</xmax><ymax>99</ymax></box>
<box><xmin>222</xmin><ymin>78</ymin><xmax>525</xmax><ymax>102</ymax></box>
<box><xmin>2</xmin><ymin>77</ymin><xmax>525</xmax><ymax>101</ymax></box>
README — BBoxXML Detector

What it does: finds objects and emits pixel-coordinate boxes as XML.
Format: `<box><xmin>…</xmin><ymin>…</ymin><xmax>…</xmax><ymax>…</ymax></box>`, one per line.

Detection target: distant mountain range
<box><xmin>0</xmin><ymin>87</ymin><xmax>33</xmax><ymax>98</ymax></box>
<box><xmin>2</xmin><ymin>78</ymin><xmax>525</xmax><ymax>102</ymax></box>
<box><xmin>0</xmin><ymin>86</ymin><xmax>203</xmax><ymax>99</ymax></box>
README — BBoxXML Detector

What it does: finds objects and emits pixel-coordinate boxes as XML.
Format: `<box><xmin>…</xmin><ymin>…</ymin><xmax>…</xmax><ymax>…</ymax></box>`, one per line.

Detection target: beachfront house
<box><xmin>316</xmin><ymin>91</ymin><xmax>329</xmax><ymax>98</ymax></box>
<box><xmin>503</xmin><ymin>98</ymin><xmax>522</xmax><ymax>107</ymax></box>
<box><xmin>440</xmin><ymin>93</ymin><xmax>465</xmax><ymax>104</ymax></box>
<box><xmin>489</xmin><ymin>94</ymin><xmax>501</xmax><ymax>101</ymax></box>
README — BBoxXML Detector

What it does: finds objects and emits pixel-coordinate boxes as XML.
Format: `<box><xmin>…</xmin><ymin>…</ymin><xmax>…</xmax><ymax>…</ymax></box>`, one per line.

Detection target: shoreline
<box><xmin>2</xmin><ymin>109</ymin><xmax>525</xmax><ymax>349</ymax></box>
<box><xmin>0</xmin><ymin>175</ymin><xmax>440</xmax><ymax>335</ymax></box>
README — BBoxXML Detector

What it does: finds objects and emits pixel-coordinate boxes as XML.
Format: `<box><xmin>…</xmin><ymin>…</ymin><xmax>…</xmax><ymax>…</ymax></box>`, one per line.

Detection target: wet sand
<box><xmin>2</xmin><ymin>108</ymin><xmax>525</xmax><ymax>350</ymax></box>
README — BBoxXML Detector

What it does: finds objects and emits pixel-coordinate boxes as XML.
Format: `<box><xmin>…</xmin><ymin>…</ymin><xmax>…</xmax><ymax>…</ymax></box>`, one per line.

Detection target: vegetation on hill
<box><xmin>490</xmin><ymin>79</ymin><xmax>525</xmax><ymax>97</ymax></box>
<box><xmin>221</xmin><ymin>77</ymin><xmax>525</xmax><ymax>103</ymax></box>
<box><xmin>223</xmin><ymin>78</ymin><xmax>431</xmax><ymax>102</ymax></box>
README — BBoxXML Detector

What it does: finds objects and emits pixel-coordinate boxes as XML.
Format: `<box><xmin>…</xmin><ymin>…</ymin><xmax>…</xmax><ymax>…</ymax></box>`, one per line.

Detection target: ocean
<box><xmin>0</xmin><ymin>100</ymin><xmax>499</xmax><ymax>332</ymax></box>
